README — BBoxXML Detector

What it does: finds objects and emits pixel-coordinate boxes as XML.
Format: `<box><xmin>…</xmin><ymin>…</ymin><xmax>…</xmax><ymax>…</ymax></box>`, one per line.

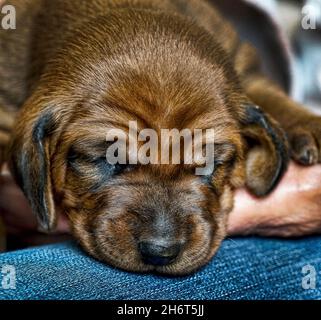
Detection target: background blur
<box><xmin>255</xmin><ymin>0</ymin><xmax>321</xmax><ymax>113</ymax></box>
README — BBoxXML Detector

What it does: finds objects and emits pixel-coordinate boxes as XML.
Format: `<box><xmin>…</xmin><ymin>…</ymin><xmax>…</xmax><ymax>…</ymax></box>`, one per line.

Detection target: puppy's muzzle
<box><xmin>139</xmin><ymin>239</ymin><xmax>182</xmax><ymax>266</ymax></box>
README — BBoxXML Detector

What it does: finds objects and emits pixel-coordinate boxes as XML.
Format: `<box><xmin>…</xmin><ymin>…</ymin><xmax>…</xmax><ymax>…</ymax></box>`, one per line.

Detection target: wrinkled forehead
<box><xmin>60</xmin><ymin>69</ymin><xmax>243</xmax><ymax>157</ymax></box>
<box><xmin>64</xmin><ymin>93</ymin><xmax>240</xmax><ymax>141</ymax></box>
<box><xmin>64</xmin><ymin>111</ymin><xmax>240</xmax><ymax>148</ymax></box>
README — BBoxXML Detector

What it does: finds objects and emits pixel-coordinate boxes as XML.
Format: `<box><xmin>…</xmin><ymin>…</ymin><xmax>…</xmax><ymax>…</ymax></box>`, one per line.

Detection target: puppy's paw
<box><xmin>287</xmin><ymin>116</ymin><xmax>321</xmax><ymax>165</ymax></box>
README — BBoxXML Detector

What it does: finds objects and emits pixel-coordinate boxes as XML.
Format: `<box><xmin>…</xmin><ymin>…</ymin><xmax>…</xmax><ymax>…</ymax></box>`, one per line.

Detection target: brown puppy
<box><xmin>1</xmin><ymin>0</ymin><xmax>321</xmax><ymax>275</ymax></box>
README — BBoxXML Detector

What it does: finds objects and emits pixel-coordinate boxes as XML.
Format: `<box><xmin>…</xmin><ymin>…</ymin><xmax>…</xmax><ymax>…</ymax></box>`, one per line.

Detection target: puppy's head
<box><xmin>10</xmin><ymin>98</ymin><xmax>288</xmax><ymax>275</ymax></box>
<box><xmin>10</xmin><ymin>11</ymin><xmax>289</xmax><ymax>275</ymax></box>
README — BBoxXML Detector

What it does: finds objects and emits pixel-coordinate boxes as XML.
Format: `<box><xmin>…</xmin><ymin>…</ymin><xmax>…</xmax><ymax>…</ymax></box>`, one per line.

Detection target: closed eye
<box><xmin>67</xmin><ymin>148</ymin><xmax>132</xmax><ymax>177</ymax></box>
<box><xmin>93</xmin><ymin>156</ymin><xmax>130</xmax><ymax>176</ymax></box>
<box><xmin>193</xmin><ymin>143</ymin><xmax>236</xmax><ymax>177</ymax></box>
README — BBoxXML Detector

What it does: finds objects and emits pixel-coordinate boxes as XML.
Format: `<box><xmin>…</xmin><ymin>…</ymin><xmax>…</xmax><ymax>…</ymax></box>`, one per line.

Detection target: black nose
<box><xmin>139</xmin><ymin>240</ymin><xmax>181</xmax><ymax>266</ymax></box>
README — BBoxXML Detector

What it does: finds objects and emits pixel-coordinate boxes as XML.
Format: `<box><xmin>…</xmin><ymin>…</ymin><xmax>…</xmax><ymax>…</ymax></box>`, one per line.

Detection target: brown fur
<box><xmin>1</xmin><ymin>0</ymin><xmax>321</xmax><ymax>274</ymax></box>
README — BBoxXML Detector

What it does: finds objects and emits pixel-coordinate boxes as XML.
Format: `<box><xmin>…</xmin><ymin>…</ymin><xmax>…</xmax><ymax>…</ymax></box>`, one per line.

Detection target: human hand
<box><xmin>228</xmin><ymin>163</ymin><xmax>321</xmax><ymax>237</ymax></box>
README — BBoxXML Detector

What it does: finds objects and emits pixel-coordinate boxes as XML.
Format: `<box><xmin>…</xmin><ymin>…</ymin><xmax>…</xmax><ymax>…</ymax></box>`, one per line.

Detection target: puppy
<box><xmin>1</xmin><ymin>0</ymin><xmax>321</xmax><ymax>275</ymax></box>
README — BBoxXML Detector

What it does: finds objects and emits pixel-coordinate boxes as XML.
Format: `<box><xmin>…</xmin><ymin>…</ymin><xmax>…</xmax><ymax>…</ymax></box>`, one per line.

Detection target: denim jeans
<box><xmin>0</xmin><ymin>237</ymin><xmax>320</xmax><ymax>300</ymax></box>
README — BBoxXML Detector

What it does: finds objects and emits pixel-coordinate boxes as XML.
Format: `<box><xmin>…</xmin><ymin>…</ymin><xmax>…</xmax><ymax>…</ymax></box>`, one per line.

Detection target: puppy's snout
<box><xmin>139</xmin><ymin>240</ymin><xmax>181</xmax><ymax>266</ymax></box>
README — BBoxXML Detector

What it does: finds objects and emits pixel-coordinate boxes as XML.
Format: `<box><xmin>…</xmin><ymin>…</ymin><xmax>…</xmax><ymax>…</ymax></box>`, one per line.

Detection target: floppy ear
<box><xmin>241</xmin><ymin>104</ymin><xmax>290</xmax><ymax>196</ymax></box>
<box><xmin>10</xmin><ymin>110</ymin><xmax>57</xmax><ymax>232</ymax></box>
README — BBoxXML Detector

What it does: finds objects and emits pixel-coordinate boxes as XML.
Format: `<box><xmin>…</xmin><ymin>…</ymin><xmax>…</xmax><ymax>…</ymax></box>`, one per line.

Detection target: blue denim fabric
<box><xmin>0</xmin><ymin>237</ymin><xmax>320</xmax><ymax>300</ymax></box>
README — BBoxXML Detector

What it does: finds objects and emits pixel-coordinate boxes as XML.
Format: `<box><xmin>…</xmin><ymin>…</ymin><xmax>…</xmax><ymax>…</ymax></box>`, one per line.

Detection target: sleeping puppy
<box><xmin>1</xmin><ymin>0</ymin><xmax>321</xmax><ymax>275</ymax></box>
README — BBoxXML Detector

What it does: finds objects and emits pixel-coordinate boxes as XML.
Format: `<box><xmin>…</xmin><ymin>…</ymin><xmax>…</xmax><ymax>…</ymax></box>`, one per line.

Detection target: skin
<box><xmin>229</xmin><ymin>163</ymin><xmax>321</xmax><ymax>237</ymax></box>
<box><xmin>1</xmin><ymin>162</ymin><xmax>321</xmax><ymax>238</ymax></box>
